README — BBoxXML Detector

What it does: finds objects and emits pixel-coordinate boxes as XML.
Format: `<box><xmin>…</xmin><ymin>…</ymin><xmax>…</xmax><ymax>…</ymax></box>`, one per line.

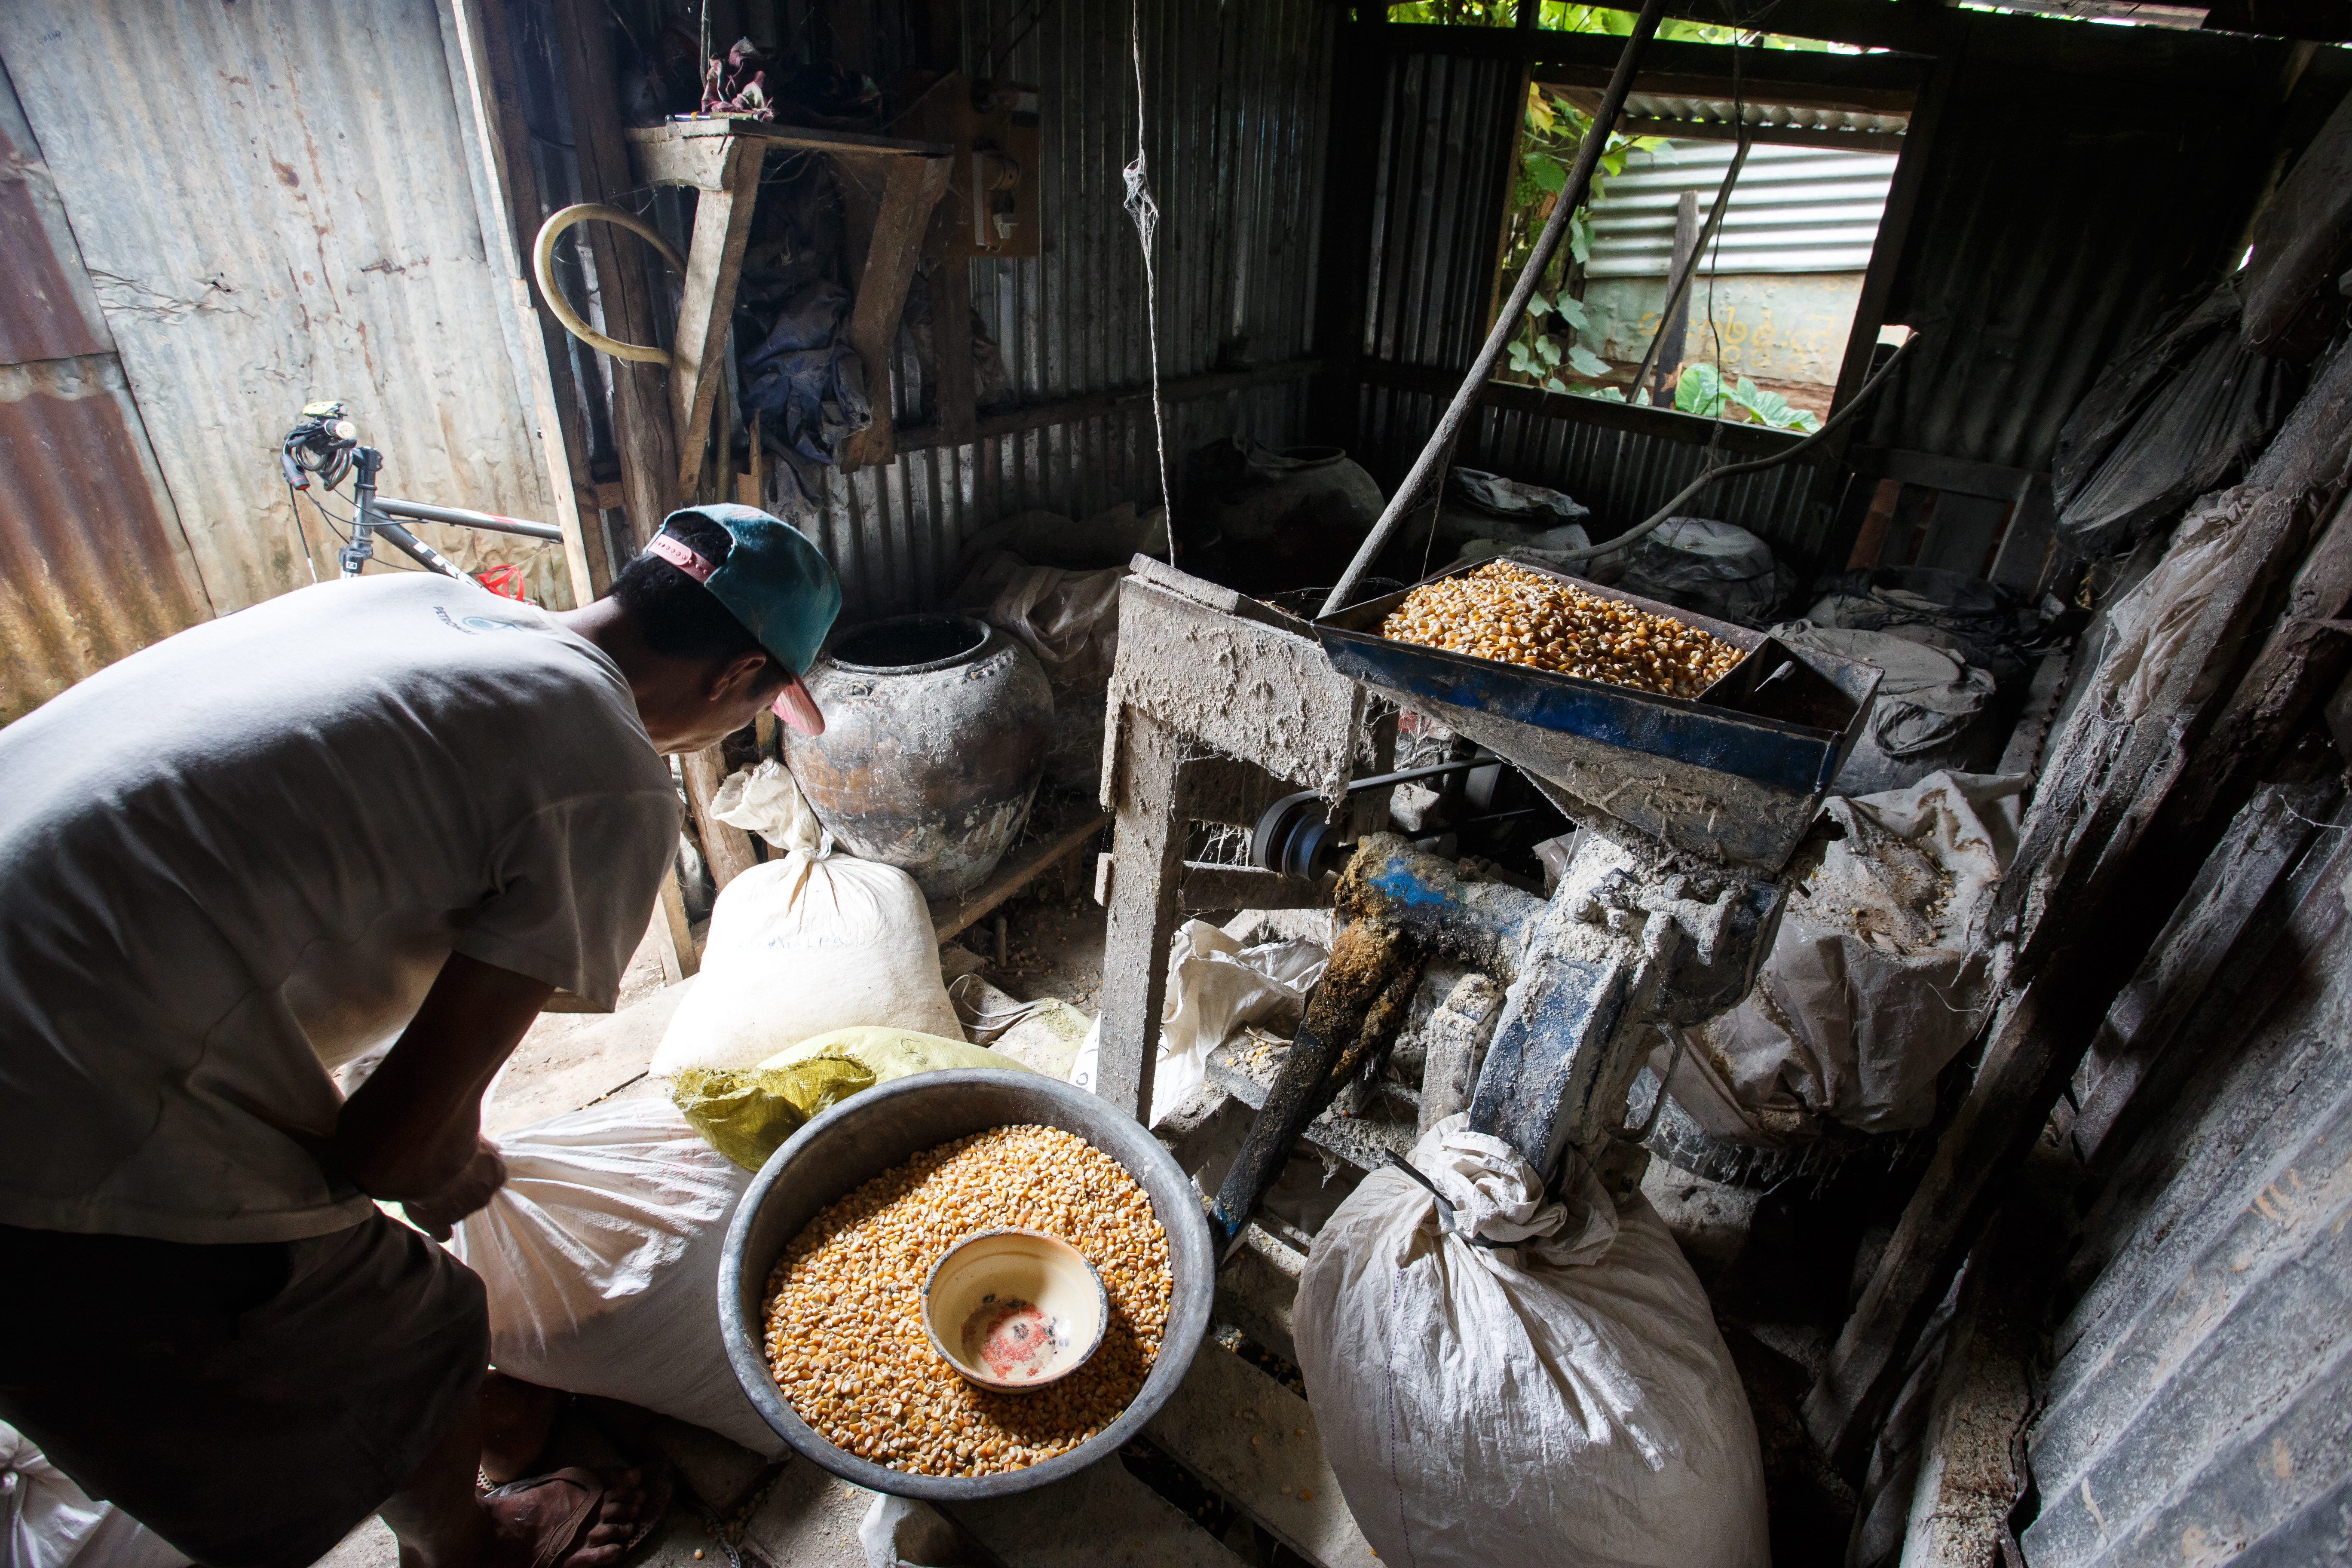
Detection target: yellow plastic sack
<box><xmin>671</xmin><ymin>1027</ymin><xmax>1025</xmax><ymax>1170</ymax></box>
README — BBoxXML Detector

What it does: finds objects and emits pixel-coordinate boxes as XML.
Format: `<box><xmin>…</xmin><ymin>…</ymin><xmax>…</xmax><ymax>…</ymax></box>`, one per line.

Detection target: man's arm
<box><xmin>333</xmin><ymin>951</ymin><xmax>553</xmax><ymax>1235</ymax></box>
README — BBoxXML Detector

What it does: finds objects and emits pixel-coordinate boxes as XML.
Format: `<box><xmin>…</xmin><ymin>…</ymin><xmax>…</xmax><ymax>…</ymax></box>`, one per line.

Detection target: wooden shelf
<box><xmin>625</xmin><ymin>116</ymin><xmax>952</xmax><ymax>479</ymax></box>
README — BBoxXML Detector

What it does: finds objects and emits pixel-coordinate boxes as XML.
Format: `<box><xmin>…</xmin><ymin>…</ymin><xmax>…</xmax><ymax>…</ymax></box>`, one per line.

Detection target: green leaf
<box><xmin>1507</xmin><ymin>341</ymin><xmax>1537</xmax><ymax>375</ymax></box>
<box><xmin>1675</xmin><ymin>362</ymin><xmax>1726</xmax><ymax>417</ymax></box>
<box><xmin>1544</xmin><ymin>375</ymin><xmax>1568</xmax><ymax>392</ymax></box>
<box><xmin>1537</xmin><ymin>337</ymin><xmax>1563</xmax><ymax>366</ymax></box>
<box><xmin>1528</xmin><ymin>156</ymin><xmax>1567</xmax><ymax>195</ymax></box>
<box><xmin>1526</xmin><ymin>291</ymin><xmax>1555</xmax><ymax>320</ymax></box>
<box><xmin>1553</xmin><ymin>295</ymin><xmax>1589</xmax><ymax>329</ymax></box>
<box><xmin>1567</xmin><ymin>343</ymin><xmax>1609</xmax><ymax>378</ymax></box>
<box><xmin>1572</xmin><ymin>384</ymin><xmax>1628</xmax><ymax>402</ymax></box>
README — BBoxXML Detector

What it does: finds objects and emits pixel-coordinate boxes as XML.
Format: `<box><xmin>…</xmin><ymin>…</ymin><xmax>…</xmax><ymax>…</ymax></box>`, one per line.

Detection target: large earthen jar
<box><xmin>785</xmin><ymin>615</ymin><xmax>1053</xmax><ymax>900</ymax></box>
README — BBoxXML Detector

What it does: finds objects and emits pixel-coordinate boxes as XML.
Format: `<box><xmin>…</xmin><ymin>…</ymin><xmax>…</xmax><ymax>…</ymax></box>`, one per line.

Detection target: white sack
<box><xmin>1296</xmin><ymin>1117</ymin><xmax>1768</xmax><ymax>1568</ymax></box>
<box><xmin>2</xmin><ymin>1422</ymin><xmax>187</xmax><ymax>1568</ymax></box>
<box><xmin>452</xmin><ymin>1096</ymin><xmax>784</xmax><ymax>1456</ymax></box>
<box><xmin>1067</xmin><ymin>920</ymin><xmax>1327</xmax><ymax>1125</ymax></box>
<box><xmin>649</xmin><ymin>762</ymin><xmax>962</xmax><ymax>1079</ymax></box>
<box><xmin>1671</xmin><ymin>770</ymin><xmax>2024</xmax><ymax>1137</ymax></box>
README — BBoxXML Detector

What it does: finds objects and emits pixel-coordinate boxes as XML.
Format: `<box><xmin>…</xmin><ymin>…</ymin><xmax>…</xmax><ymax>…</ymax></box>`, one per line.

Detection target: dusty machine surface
<box><xmin>1087</xmin><ymin>556</ymin><xmax>1880</xmax><ymax>1258</ymax></box>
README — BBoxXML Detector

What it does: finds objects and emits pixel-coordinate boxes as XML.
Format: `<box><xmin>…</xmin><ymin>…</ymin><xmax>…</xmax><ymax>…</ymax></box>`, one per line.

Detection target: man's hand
<box><xmin>334</xmin><ymin>952</ymin><xmax>553</xmax><ymax>1206</ymax></box>
<box><xmin>401</xmin><ymin>1138</ymin><xmax>509</xmax><ymax>1241</ymax></box>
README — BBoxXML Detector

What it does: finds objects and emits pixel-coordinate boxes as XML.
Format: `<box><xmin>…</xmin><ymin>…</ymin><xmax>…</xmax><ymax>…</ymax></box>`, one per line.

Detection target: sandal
<box><xmin>482</xmin><ymin>1464</ymin><xmax>671</xmax><ymax>1568</ymax></box>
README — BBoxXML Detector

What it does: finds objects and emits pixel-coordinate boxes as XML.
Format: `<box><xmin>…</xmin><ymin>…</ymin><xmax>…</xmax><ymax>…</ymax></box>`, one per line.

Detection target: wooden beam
<box><xmin>653</xmin><ymin>863</ymin><xmax>699</xmax><ymax>982</ymax></box>
<box><xmin>1096</xmin><ymin>707</ymin><xmax>1186</xmax><ymax>1125</ymax></box>
<box><xmin>445</xmin><ymin>0</ymin><xmax>611</xmax><ymax>600</ymax></box>
<box><xmin>1804</xmin><ymin>488</ymin><xmax>2315</xmax><ymax>1472</ymax></box>
<box><xmin>548</xmin><ymin>0</ymin><xmax>680</xmax><ymax>555</ymax></box>
<box><xmin>894</xmin><ymin>360</ymin><xmax>1324</xmax><ymax>455</ymax></box>
<box><xmin>839</xmin><ymin>151</ymin><xmax>956</xmax><ymax>470</ymax></box>
<box><xmin>666</xmin><ymin>138</ymin><xmax>766</xmax><ymax>491</ymax></box>
<box><xmin>1357</xmin><ymin>355</ymin><xmax>1808</xmax><ymax>459</ymax></box>
<box><xmin>928</xmin><ymin>812</ymin><xmax>1112</xmax><ymax>944</ymax></box>
<box><xmin>2064</xmin><ymin>782</ymin><xmax>2331</xmax><ymax>1166</ymax></box>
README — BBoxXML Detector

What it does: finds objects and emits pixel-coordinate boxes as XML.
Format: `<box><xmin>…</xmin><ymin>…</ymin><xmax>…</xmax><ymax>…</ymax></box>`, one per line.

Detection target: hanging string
<box><xmin>1121</xmin><ymin>0</ymin><xmax>1175</xmax><ymax>566</ymax></box>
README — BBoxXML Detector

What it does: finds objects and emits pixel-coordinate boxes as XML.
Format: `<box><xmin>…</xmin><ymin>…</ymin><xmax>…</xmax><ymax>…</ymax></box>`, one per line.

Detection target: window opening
<box><xmin>1481</xmin><ymin>40</ymin><xmax>1911</xmax><ymax>436</ymax></box>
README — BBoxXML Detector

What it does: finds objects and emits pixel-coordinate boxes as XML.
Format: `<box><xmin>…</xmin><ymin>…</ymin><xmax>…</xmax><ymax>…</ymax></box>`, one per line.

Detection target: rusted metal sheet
<box><xmin>2022</xmin><ymin>813</ymin><xmax>2352</xmax><ymax>1566</ymax></box>
<box><xmin>0</xmin><ymin>357</ymin><xmax>211</xmax><ymax>723</ymax></box>
<box><xmin>0</xmin><ymin>0</ymin><xmax>571</xmax><ymax>615</ymax></box>
<box><xmin>0</xmin><ymin>57</ymin><xmax>208</xmax><ymax>724</ymax></box>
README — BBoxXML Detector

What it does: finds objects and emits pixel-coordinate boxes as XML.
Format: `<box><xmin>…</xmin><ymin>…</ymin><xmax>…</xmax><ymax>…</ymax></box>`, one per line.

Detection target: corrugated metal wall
<box><xmin>1861</xmin><ymin>23</ymin><xmax>2288</xmax><ymax>475</ymax></box>
<box><xmin>1587</xmin><ymin>141</ymin><xmax>1897</xmax><ymax>278</ymax></box>
<box><xmin>0</xmin><ymin>0</ymin><xmax>572</xmax><ymax>628</ymax></box>
<box><xmin>506</xmin><ymin>0</ymin><xmax>1334</xmax><ymax>622</ymax></box>
<box><xmin>801</xmin><ymin>0</ymin><xmax>1333</xmax><ymax>619</ymax></box>
<box><xmin>0</xmin><ymin>64</ymin><xmax>209</xmax><ymax>723</ymax></box>
<box><xmin>2022</xmin><ymin>818</ymin><xmax>2352</xmax><ymax>1565</ymax></box>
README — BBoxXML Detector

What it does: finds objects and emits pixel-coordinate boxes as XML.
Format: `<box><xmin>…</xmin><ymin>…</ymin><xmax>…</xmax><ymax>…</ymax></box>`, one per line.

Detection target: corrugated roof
<box><xmin>0</xmin><ymin>0</ymin><xmax>573</xmax><ymax>617</ymax></box>
<box><xmin>1588</xmin><ymin>141</ymin><xmax>1900</xmax><ymax>278</ymax></box>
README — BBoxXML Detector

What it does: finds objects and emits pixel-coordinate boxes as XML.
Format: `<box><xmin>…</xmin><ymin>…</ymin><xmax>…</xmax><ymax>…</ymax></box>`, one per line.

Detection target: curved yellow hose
<box><xmin>531</xmin><ymin>204</ymin><xmax>686</xmax><ymax>366</ymax></box>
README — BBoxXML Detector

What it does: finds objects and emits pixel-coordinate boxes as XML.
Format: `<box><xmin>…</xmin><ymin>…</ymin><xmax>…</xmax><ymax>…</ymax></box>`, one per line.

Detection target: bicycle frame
<box><xmin>340</xmin><ymin>444</ymin><xmax>564</xmax><ymax>580</ymax></box>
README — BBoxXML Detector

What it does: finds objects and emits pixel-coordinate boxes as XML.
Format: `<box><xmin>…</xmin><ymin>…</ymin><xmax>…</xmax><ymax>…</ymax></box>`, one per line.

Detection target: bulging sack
<box><xmin>452</xmin><ymin>1096</ymin><xmax>782</xmax><ymax>1456</ymax></box>
<box><xmin>673</xmin><ymin>1026</ymin><xmax>1026</xmax><ymax>1171</ymax></box>
<box><xmin>1295</xmin><ymin>1118</ymin><xmax>1768</xmax><ymax>1568</ymax></box>
<box><xmin>649</xmin><ymin>762</ymin><xmax>962</xmax><ymax>1080</ymax></box>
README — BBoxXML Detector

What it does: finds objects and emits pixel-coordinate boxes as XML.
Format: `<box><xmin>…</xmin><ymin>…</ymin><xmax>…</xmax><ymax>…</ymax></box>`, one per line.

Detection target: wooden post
<box><xmin>1650</xmin><ymin>189</ymin><xmax>1698</xmax><ymax>406</ymax></box>
<box><xmin>680</xmin><ymin>744</ymin><xmax>763</xmax><ymax>893</ymax></box>
<box><xmin>652</xmin><ymin>865</ymin><xmax>700</xmax><ymax>982</ymax></box>
<box><xmin>445</xmin><ymin>0</ymin><xmax>612</xmax><ymax>599</ymax></box>
<box><xmin>1095</xmin><ymin>707</ymin><xmax>1187</xmax><ymax>1126</ymax></box>
<box><xmin>668</xmin><ymin>139</ymin><xmax>768</xmax><ymax>492</ymax></box>
<box><xmin>839</xmin><ymin>152</ymin><xmax>957</xmax><ymax>471</ymax></box>
<box><xmin>549</xmin><ymin>0</ymin><xmax>681</xmax><ymax>556</ymax></box>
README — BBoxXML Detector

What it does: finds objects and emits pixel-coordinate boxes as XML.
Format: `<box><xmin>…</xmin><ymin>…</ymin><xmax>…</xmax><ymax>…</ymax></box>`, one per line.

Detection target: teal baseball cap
<box><xmin>647</xmin><ymin>503</ymin><xmax>842</xmax><ymax>735</ymax></box>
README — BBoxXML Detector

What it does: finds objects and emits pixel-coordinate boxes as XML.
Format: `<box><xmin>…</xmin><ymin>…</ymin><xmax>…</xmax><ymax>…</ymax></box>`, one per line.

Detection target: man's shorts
<box><xmin>0</xmin><ymin>1211</ymin><xmax>488</xmax><ymax>1568</ymax></box>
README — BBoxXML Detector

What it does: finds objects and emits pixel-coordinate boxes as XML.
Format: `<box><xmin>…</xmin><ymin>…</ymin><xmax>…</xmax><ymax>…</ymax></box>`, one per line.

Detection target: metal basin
<box><xmin>717</xmin><ymin>1070</ymin><xmax>1215</xmax><ymax>1500</ymax></box>
<box><xmin>1315</xmin><ymin>560</ymin><xmax>1882</xmax><ymax>874</ymax></box>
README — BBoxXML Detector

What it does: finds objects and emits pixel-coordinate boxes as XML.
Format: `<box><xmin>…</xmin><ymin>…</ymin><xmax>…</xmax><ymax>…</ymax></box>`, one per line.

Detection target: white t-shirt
<box><xmin>0</xmin><ymin>576</ymin><xmax>680</xmax><ymax>1244</ymax></box>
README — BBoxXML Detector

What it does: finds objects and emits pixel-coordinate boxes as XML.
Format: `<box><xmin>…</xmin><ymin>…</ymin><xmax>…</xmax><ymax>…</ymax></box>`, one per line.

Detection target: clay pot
<box><xmin>785</xmin><ymin>614</ymin><xmax>1053</xmax><ymax>900</ymax></box>
<box><xmin>1200</xmin><ymin>441</ymin><xmax>1387</xmax><ymax>595</ymax></box>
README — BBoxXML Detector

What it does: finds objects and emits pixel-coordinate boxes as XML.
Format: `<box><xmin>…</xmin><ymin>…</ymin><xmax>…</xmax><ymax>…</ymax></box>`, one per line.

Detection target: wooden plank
<box><xmin>629</xmin><ymin>118</ymin><xmax>952</xmax><ymax>159</ymax></box>
<box><xmin>2065</xmin><ymin>782</ymin><xmax>2328</xmax><ymax>1165</ymax></box>
<box><xmin>1146</xmin><ymin>1345</ymin><xmax>1378</xmax><ymax>1568</ymax></box>
<box><xmin>839</xmin><ymin>152</ymin><xmax>955</xmax><ymax>471</ymax></box>
<box><xmin>1356</xmin><ymin>355</ymin><xmax>1807</xmax><ymax>460</ymax></box>
<box><xmin>665</xmin><ymin>138</ymin><xmax>765</xmax><ymax>491</ymax></box>
<box><xmin>547</xmin><ymin>0</ymin><xmax>679</xmax><ymax>554</ymax></box>
<box><xmin>1807</xmin><ymin>487</ymin><xmax>2317</xmax><ymax>1472</ymax></box>
<box><xmin>1097</xmin><ymin>707</ymin><xmax>1186</xmax><ymax>1125</ymax></box>
<box><xmin>653</xmin><ymin>862</ymin><xmax>698</xmax><ymax>982</ymax></box>
<box><xmin>894</xmin><ymin>360</ymin><xmax>1324</xmax><ymax>455</ymax></box>
<box><xmin>1848</xmin><ymin>445</ymin><xmax>2039</xmax><ymax>504</ymax></box>
<box><xmin>679</xmin><ymin>744</ymin><xmax>762</xmax><ymax>893</ymax></box>
<box><xmin>943</xmin><ymin>1446</ymin><xmax>1247</xmax><ymax>1568</ymax></box>
<box><xmin>928</xmin><ymin>811</ymin><xmax>1112</xmax><ymax>943</ymax></box>
<box><xmin>443</xmin><ymin>0</ymin><xmax>605</xmax><ymax>605</ymax></box>
<box><xmin>2163</xmin><ymin>490</ymin><xmax>2352</xmax><ymax>830</ymax></box>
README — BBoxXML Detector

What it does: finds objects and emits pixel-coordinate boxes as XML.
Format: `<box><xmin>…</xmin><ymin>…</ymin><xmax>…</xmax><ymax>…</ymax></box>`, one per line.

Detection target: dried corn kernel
<box><xmin>762</xmin><ymin>1124</ymin><xmax>1172</xmax><ymax>1479</ymax></box>
<box><xmin>1379</xmin><ymin>559</ymin><xmax>1741</xmax><ymax>700</ymax></box>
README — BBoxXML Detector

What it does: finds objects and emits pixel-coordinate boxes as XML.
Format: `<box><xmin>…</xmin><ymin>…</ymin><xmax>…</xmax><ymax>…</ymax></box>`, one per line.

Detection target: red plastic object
<box><xmin>473</xmin><ymin>563</ymin><xmax>528</xmax><ymax>600</ymax></box>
